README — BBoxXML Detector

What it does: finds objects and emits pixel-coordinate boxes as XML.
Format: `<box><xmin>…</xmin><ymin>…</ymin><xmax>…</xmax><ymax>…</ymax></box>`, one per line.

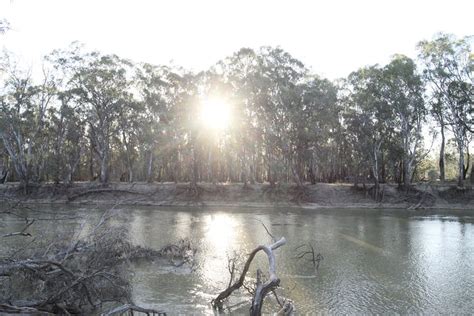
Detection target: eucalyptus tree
<box><xmin>48</xmin><ymin>91</ymin><xmax>85</xmax><ymax>184</ymax></box>
<box><xmin>257</xmin><ymin>47</ymin><xmax>307</xmax><ymax>185</ymax></box>
<box><xmin>219</xmin><ymin>47</ymin><xmax>306</xmax><ymax>185</ymax></box>
<box><xmin>50</xmin><ymin>47</ymin><xmax>134</xmax><ymax>183</ymax></box>
<box><xmin>0</xmin><ymin>56</ymin><xmax>56</xmax><ymax>190</ymax></box>
<box><xmin>135</xmin><ymin>63</ymin><xmax>187</xmax><ymax>182</ymax></box>
<box><xmin>343</xmin><ymin>66</ymin><xmax>395</xmax><ymax>197</ymax></box>
<box><xmin>381</xmin><ymin>55</ymin><xmax>426</xmax><ymax>188</ymax></box>
<box><xmin>218</xmin><ymin>47</ymin><xmax>338</xmax><ymax>185</ymax></box>
<box><xmin>418</xmin><ymin>33</ymin><xmax>473</xmax><ymax>186</ymax></box>
<box><xmin>216</xmin><ymin>48</ymin><xmax>263</xmax><ymax>184</ymax></box>
<box><xmin>116</xmin><ymin>96</ymin><xmax>141</xmax><ymax>182</ymax></box>
<box><xmin>294</xmin><ymin>77</ymin><xmax>339</xmax><ymax>183</ymax></box>
<box><xmin>181</xmin><ymin>73</ymin><xmax>203</xmax><ymax>187</ymax></box>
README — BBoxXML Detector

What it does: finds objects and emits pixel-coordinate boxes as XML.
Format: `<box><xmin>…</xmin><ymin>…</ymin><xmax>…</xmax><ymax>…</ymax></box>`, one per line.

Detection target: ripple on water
<box><xmin>2</xmin><ymin>205</ymin><xmax>473</xmax><ymax>314</ymax></box>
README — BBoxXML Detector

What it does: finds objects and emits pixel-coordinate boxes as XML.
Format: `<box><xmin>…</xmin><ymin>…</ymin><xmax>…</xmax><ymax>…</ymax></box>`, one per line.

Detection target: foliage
<box><xmin>0</xmin><ymin>35</ymin><xmax>472</xmax><ymax>188</ymax></box>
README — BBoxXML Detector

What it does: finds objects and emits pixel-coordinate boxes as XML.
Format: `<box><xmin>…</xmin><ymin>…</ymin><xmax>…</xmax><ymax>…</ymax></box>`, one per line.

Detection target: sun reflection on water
<box><xmin>201</xmin><ymin>213</ymin><xmax>238</xmax><ymax>287</ymax></box>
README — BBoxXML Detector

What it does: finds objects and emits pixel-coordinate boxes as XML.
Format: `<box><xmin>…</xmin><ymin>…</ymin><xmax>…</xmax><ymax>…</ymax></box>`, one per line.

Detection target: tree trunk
<box><xmin>64</xmin><ymin>156</ymin><xmax>80</xmax><ymax>185</ymax></box>
<box><xmin>146</xmin><ymin>150</ymin><xmax>154</xmax><ymax>183</ymax></box>
<box><xmin>403</xmin><ymin>158</ymin><xmax>412</xmax><ymax>189</ymax></box>
<box><xmin>191</xmin><ymin>146</ymin><xmax>199</xmax><ymax>188</ymax></box>
<box><xmin>100</xmin><ymin>149</ymin><xmax>109</xmax><ymax>183</ymax></box>
<box><xmin>381</xmin><ymin>151</ymin><xmax>386</xmax><ymax>183</ymax></box>
<box><xmin>463</xmin><ymin>146</ymin><xmax>470</xmax><ymax>180</ymax></box>
<box><xmin>457</xmin><ymin>136</ymin><xmax>464</xmax><ymax>188</ymax></box>
<box><xmin>439</xmin><ymin>123</ymin><xmax>446</xmax><ymax>182</ymax></box>
<box><xmin>371</xmin><ymin>141</ymin><xmax>382</xmax><ymax>201</ymax></box>
<box><xmin>470</xmin><ymin>162</ymin><xmax>474</xmax><ymax>184</ymax></box>
<box><xmin>89</xmin><ymin>143</ymin><xmax>95</xmax><ymax>181</ymax></box>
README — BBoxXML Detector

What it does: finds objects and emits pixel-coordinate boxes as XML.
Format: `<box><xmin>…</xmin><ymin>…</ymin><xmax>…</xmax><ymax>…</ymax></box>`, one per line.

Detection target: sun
<box><xmin>199</xmin><ymin>97</ymin><xmax>231</xmax><ymax>130</ymax></box>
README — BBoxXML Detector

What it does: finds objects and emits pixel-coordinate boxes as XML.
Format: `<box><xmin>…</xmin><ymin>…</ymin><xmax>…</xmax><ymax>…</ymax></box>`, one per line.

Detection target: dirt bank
<box><xmin>0</xmin><ymin>182</ymin><xmax>473</xmax><ymax>210</ymax></box>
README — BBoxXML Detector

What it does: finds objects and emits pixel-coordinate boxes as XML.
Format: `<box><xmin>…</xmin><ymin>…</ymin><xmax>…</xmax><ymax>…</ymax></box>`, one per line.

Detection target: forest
<box><xmin>0</xmin><ymin>32</ymin><xmax>473</xmax><ymax>192</ymax></box>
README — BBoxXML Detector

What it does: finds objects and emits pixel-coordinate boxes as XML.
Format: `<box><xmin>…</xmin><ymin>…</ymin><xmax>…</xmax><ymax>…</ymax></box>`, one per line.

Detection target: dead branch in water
<box><xmin>0</xmin><ymin>203</ymin><xmax>195</xmax><ymax>315</ymax></box>
<box><xmin>102</xmin><ymin>303</ymin><xmax>166</xmax><ymax>316</ymax></box>
<box><xmin>212</xmin><ymin>237</ymin><xmax>293</xmax><ymax>316</ymax></box>
<box><xmin>2</xmin><ymin>218</ymin><xmax>35</xmax><ymax>237</ymax></box>
<box><xmin>294</xmin><ymin>243</ymin><xmax>323</xmax><ymax>271</ymax></box>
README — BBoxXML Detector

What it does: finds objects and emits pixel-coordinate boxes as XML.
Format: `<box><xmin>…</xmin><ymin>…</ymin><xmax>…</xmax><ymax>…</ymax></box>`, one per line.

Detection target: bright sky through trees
<box><xmin>1</xmin><ymin>0</ymin><xmax>473</xmax><ymax>79</ymax></box>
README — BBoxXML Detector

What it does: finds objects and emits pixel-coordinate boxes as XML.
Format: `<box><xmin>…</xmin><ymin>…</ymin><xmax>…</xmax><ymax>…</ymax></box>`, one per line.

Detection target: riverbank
<box><xmin>0</xmin><ymin>182</ymin><xmax>473</xmax><ymax>210</ymax></box>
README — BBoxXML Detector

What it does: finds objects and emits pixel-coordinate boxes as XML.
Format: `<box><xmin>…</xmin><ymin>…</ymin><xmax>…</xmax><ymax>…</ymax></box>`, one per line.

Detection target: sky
<box><xmin>0</xmin><ymin>0</ymin><xmax>473</xmax><ymax>80</ymax></box>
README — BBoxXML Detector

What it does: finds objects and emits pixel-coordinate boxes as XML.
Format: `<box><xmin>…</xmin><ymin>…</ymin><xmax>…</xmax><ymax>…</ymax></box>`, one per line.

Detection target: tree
<box><xmin>51</xmin><ymin>47</ymin><xmax>133</xmax><ymax>183</ymax></box>
<box><xmin>418</xmin><ymin>33</ymin><xmax>473</xmax><ymax>187</ymax></box>
<box><xmin>381</xmin><ymin>55</ymin><xmax>426</xmax><ymax>188</ymax></box>
<box><xmin>135</xmin><ymin>63</ymin><xmax>185</xmax><ymax>182</ymax></box>
<box><xmin>343</xmin><ymin>66</ymin><xmax>396</xmax><ymax>198</ymax></box>
<box><xmin>0</xmin><ymin>57</ymin><xmax>56</xmax><ymax>191</ymax></box>
<box><xmin>48</xmin><ymin>91</ymin><xmax>85</xmax><ymax>184</ymax></box>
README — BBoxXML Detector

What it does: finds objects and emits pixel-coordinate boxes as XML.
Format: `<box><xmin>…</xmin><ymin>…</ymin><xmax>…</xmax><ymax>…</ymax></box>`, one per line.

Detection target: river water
<box><xmin>1</xmin><ymin>205</ymin><xmax>473</xmax><ymax>314</ymax></box>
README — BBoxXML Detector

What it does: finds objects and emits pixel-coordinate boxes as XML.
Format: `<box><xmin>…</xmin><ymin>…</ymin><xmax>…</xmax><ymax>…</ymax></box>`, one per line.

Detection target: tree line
<box><xmin>0</xmin><ymin>33</ymin><xmax>472</xmax><ymax>191</ymax></box>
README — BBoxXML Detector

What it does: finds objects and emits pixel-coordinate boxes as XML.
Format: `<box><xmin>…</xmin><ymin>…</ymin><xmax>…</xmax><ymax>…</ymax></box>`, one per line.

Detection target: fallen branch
<box><xmin>102</xmin><ymin>303</ymin><xmax>166</xmax><ymax>316</ymax></box>
<box><xmin>294</xmin><ymin>243</ymin><xmax>323</xmax><ymax>271</ymax></box>
<box><xmin>0</xmin><ymin>303</ymin><xmax>53</xmax><ymax>315</ymax></box>
<box><xmin>0</xmin><ymin>204</ymin><xmax>182</xmax><ymax>315</ymax></box>
<box><xmin>212</xmin><ymin>237</ymin><xmax>287</xmax><ymax>315</ymax></box>
<box><xmin>2</xmin><ymin>218</ymin><xmax>35</xmax><ymax>238</ymax></box>
<box><xmin>250</xmin><ymin>238</ymin><xmax>286</xmax><ymax>315</ymax></box>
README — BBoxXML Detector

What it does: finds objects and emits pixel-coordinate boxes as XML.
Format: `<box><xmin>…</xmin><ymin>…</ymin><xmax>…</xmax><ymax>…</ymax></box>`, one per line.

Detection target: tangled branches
<box><xmin>1</xmin><ymin>212</ymin><xmax>136</xmax><ymax>314</ymax></box>
<box><xmin>0</xmin><ymin>203</ymin><xmax>194</xmax><ymax>315</ymax></box>
<box><xmin>294</xmin><ymin>243</ymin><xmax>323</xmax><ymax>271</ymax></box>
<box><xmin>212</xmin><ymin>236</ymin><xmax>294</xmax><ymax>316</ymax></box>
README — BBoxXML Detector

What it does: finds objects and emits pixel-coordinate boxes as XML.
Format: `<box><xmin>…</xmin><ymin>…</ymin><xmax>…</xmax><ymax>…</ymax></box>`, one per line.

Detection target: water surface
<box><xmin>1</xmin><ymin>206</ymin><xmax>473</xmax><ymax>314</ymax></box>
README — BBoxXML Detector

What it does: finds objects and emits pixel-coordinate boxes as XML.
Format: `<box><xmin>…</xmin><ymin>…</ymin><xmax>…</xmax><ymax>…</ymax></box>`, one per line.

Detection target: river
<box><xmin>1</xmin><ymin>205</ymin><xmax>473</xmax><ymax>314</ymax></box>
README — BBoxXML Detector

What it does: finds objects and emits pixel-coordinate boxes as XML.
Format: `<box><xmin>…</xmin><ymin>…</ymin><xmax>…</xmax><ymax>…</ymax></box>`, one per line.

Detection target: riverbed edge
<box><xmin>0</xmin><ymin>182</ymin><xmax>473</xmax><ymax>210</ymax></box>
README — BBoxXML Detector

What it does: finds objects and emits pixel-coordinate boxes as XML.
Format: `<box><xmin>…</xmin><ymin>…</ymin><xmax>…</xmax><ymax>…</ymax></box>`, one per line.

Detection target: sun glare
<box><xmin>199</xmin><ymin>98</ymin><xmax>231</xmax><ymax>130</ymax></box>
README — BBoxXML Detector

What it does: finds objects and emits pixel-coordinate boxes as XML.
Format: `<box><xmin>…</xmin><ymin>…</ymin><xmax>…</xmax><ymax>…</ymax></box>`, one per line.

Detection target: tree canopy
<box><xmin>0</xmin><ymin>33</ymin><xmax>473</xmax><ymax>190</ymax></box>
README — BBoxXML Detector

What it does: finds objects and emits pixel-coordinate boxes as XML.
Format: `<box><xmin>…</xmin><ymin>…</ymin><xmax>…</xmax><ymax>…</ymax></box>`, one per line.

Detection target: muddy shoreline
<box><xmin>1</xmin><ymin>182</ymin><xmax>473</xmax><ymax>210</ymax></box>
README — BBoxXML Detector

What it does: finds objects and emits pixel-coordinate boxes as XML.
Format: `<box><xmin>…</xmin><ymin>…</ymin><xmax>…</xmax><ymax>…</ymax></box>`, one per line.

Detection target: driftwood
<box><xmin>212</xmin><ymin>237</ymin><xmax>291</xmax><ymax>315</ymax></box>
<box><xmin>2</xmin><ymin>218</ymin><xmax>35</xmax><ymax>237</ymax></box>
<box><xmin>102</xmin><ymin>303</ymin><xmax>166</xmax><ymax>316</ymax></box>
<box><xmin>0</xmin><ymin>303</ymin><xmax>53</xmax><ymax>315</ymax></box>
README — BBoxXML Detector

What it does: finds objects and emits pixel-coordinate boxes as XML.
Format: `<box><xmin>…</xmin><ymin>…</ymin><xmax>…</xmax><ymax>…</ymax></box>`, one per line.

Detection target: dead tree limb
<box><xmin>0</xmin><ymin>303</ymin><xmax>53</xmax><ymax>315</ymax></box>
<box><xmin>102</xmin><ymin>303</ymin><xmax>166</xmax><ymax>316</ymax></box>
<box><xmin>295</xmin><ymin>243</ymin><xmax>323</xmax><ymax>271</ymax></box>
<box><xmin>212</xmin><ymin>237</ymin><xmax>287</xmax><ymax>315</ymax></box>
<box><xmin>275</xmin><ymin>300</ymin><xmax>295</xmax><ymax>316</ymax></box>
<box><xmin>2</xmin><ymin>218</ymin><xmax>35</xmax><ymax>237</ymax></box>
<box><xmin>250</xmin><ymin>238</ymin><xmax>286</xmax><ymax>315</ymax></box>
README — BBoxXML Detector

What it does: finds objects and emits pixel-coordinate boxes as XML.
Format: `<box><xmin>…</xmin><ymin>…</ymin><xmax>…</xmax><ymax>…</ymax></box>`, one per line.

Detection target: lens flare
<box><xmin>199</xmin><ymin>98</ymin><xmax>231</xmax><ymax>129</ymax></box>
